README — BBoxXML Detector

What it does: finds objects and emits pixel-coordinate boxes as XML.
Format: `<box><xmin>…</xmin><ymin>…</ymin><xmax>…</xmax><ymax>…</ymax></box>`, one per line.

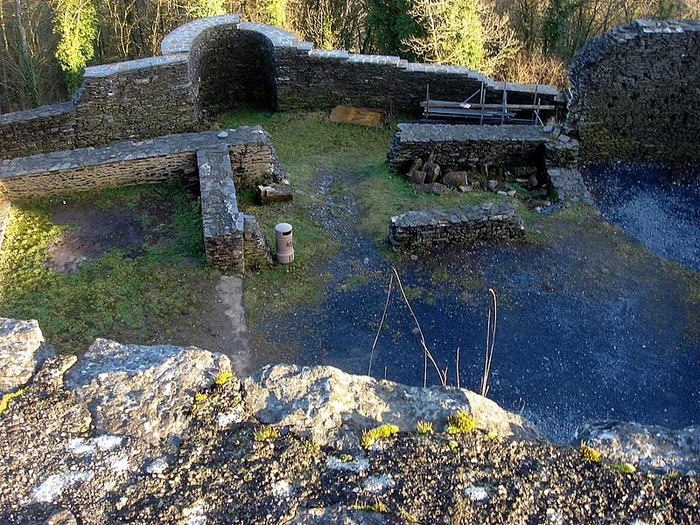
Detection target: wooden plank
<box><xmin>329</xmin><ymin>105</ymin><xmax>385</xmax><ymax>127</ymax></box>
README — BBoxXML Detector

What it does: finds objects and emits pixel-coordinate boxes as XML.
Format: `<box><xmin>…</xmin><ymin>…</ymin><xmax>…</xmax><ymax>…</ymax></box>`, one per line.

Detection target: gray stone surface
<box><xmin>64</xmin><ymin>338</ymin><xmax>232</xmax><ymax>445</ymax></box>
<box><xmin>576</xmin><ymin>420</ymin><xmax>700</xmax><ymax>474</ymax></box>
<box><xmin>569</xmin><ymin>19</ymin><xmax>700</xmax><ymax>161</ymax></box>
<box><xmin>388</xmin><ymin>202</ymin><xmax>525</xmax><ymax>250</ymax></box>
<box><xmin>0</xmin><ymin>318</ymin><xmax>54</xmax><ymax>395</ymax></box>
<box><xmin>243</xmin><ymin>363</ymin><xmax>540</xmax><ymax>448</ymax></box>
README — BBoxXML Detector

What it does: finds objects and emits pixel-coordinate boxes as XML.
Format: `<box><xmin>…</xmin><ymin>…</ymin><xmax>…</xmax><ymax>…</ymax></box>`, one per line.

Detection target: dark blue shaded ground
<box><xmin>253</xmin><ymin>166</ymin><xmax>700</xmax><ymax>442</ymax></box>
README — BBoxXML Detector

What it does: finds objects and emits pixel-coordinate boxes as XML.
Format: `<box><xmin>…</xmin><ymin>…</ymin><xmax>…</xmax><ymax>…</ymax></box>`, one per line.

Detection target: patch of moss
<box><xmin>579</xmin><ymin>441</ymin><xmax>602</xmax><ymax>463</ymax></box>
<box><xmin>254</xmin><ymin>425</ymin><xmax>280</xmax><ymax>442</ymax></box>
<box><xmin>416</xmin><ymin>421</ymin><xmax>433</xmax><ymax>434</ymax></box>
<box><xmin>352</xmin><ymin>498</ymin><xmax>389</xmax><ymax>514</ymax></box>
<box><xmin>608</xmin><ymin>462</ymin><xmax>635</xmax><ymax>474</ymax></box>
<box><xmin>0</xmin><ymin>389</ymin><xmax>24</xmax><ymax>415</ymax></box>
<box><xmin>215</xmin><ymin>371</ymin><xmax>233</xmax><ymax>385</ymax></box>
<box><xmin>446</xmin><ymin>411</ymin><xmax>476</xmax><ymax>434</ymax></box>
<box><xmin>361</xmin><ymin>423</ymin><xmax>400</xmax><ymax>449</ymax></box>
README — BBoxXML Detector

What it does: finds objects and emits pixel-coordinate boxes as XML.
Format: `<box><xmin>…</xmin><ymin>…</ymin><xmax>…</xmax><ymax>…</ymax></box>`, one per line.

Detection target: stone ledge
<box><xmin>160</xmin><ymin>14</ymin><xmax>242</xmax><ymax>55</ymax></box>
<box><xmin>83</xmin><ymin>54</ymin><xmax>188</xmax><ymax>77</ymax></box>
<box><xmin>388</xmin><ymin>202</ymin><xmax>525</xmax><ymax>250</ymax></box>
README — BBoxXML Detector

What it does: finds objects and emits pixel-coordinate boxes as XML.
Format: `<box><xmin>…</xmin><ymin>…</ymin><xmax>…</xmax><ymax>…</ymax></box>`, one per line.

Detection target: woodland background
<box><xmin>0</xmin><ymin>0</ymin><xmax>698</xmax><ymax>113</ymax></box>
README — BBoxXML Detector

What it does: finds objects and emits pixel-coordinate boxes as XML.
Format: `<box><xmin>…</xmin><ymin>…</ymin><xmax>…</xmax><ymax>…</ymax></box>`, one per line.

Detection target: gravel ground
<box><xmin>252</xmin><ymin>167</ymin><xmax>700</xmax><ymax>443</ymax></box>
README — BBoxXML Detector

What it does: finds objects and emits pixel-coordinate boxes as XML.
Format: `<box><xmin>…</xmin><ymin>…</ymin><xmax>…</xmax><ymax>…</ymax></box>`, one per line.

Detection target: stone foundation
<box><xmin>0</xmin><ymin>127</ymin><xmax>283</xmax><ymax>274</ymax></box>
<box><xmin>387</xmin><ymin>123</ymin><xmax>591</xmax><ymax>203</ymax></box>
<box><xmin>388</xmin><ymin>202</ymin><xmax>525</xmax><ymax>250</ymax></box>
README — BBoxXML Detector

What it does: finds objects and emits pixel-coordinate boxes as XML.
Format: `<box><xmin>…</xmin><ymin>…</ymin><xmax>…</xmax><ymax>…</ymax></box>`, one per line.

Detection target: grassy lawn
<box><xmin>0</xmin><ymin>181</ymin><xmax>210</xmax><ymax>354</ymax></box>
<box><xmin>0</xmin><ymin>108</ymin><xmax>563</xmax><ymax>354</ymax></box>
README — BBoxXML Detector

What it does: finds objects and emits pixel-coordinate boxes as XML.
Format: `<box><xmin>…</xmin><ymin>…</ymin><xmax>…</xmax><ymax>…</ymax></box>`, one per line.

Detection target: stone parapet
<box><xmin>388</xmin><ymin>202</ymin><xmax>525</xmax><ymax>250</ymax></box>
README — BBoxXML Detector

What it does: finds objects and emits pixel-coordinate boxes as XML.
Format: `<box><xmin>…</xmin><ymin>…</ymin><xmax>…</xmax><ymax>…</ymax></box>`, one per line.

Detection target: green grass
<box><xmin>217</xmin><ymin>110</ymin><xmax>542</xmax><ymax>329</ymax></box>
<box><xmin>0</xmin><ymin>181</ymin><xmax>209</xmax><ymax>354</ymax></box>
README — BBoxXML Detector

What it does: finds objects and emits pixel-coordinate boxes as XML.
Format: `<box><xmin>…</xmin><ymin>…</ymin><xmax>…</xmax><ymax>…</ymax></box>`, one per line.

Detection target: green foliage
<box><xmin>365</xmin><ymin>0</ymin><xmax>422</xmax><ymax>58</ymax></box>
<box><xmin>0</xmin><ymin>389</ymin><xmax>24</xmax><ymax>415</ymax></box>
<box><xmin>194</xmin><ymin>392</ymin><xmax>208</xmax><ymax>402</ymax></box>
<box><xmin>404</xmin><ymin>0</ymin><xmax>486</xmax><ymax>69</ymax></box>
<box><xmin>361</xmin><ymin>423</ymin><xmax>400</xmax><ymax>449</ymax></box>
<box><xmin>579</xmin><ymin>441</ymin><xmax>602</xmax><ymax>463</ymax></box>
<box><xmin>446</xmin><ymin>411</ymin><xmax>476</xmax><ymax>434</ymax></box>
<box><xmin>254</xmin><ymin>425</ymin><xmax>280</xmax><ymax>441</ymax></box>
<box><xmin>188</xmin><ymin>0</ymin><xmax>226</xmax><ymax>18</ymax></box>
<box><xmin>51</xmin><ymin>0</ymin><xmax>99</xmax><ymax>93</ymax></box>
<box><xmin>258</xmin><ymin>0</ymin><xmax>287</xmax><ymax>27</ymax></box>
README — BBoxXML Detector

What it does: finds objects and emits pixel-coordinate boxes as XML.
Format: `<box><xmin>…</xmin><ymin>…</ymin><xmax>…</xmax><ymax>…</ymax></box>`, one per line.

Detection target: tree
<box><xmin>51</xmin><ymin>0</ymin><xmax>98</xmax><ymax>93</ymax></box>
<box><xmin>365</xmin><ymin>0</ymin><xmax>421</xmax><ymax>57</ymax></box>
<box><xmin>404</xmin><ymin>0</ymin><xmax>486</xmax><ymax>69</ymax></box>
<box><xmin>188</xmin><ymin>0</ymin><xmax>226</xmax><ymax>18</ymax></box>
<box><xmin>257</xmin><ymin>0</ymin><xmax>287</xmax><ymax>27</ymax></box>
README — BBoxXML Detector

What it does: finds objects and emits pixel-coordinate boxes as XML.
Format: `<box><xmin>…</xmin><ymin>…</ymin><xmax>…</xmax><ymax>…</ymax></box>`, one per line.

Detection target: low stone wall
<box><xmin>569</xmin><ymin>20</ymin><xmax>700</xmax><ymax>161</ymax></box>
<box><xmin>197</xmin><ymin>148</ymin><xmax>273</xmax><ymax>274</ymax></box>
<box><xmin>0</xmin><ymin>103</ymin><xmax>76</xmax><ymax>159</ymax></box>
<box><xmin>387</xmin><ymin>123</ymin><xmax>591</xmax><ymax>203</ymax></box>
<box><xmin>0</xmin><ymin>127</ymin><xmax>281</xmax><ymax>274</ymax></box>
<box><xmin>388</xmin><ymin>202</ymin><xmax>525</xmax><ymax>250</ymax></box>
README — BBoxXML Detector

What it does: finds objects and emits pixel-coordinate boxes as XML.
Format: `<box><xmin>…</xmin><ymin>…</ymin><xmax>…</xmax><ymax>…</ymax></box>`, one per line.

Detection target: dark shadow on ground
<box><xmin>251</xmin><ymin>168</ymin><xmax>700</xmax><ymax>443</ymax></box>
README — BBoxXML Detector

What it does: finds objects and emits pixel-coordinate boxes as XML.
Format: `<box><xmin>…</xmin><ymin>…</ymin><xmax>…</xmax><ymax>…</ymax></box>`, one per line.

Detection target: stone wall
<box><xmin>73</xmin><ymin>55</ymin><xmax>201</xmax><ymax>148</ymax></box>
<box><xmin>0</xmin><ymin>103</ymin><xmax>76</xmax><ymax>159</ymax></box>
<box><xmin>387</xmin><ymin>123</ymin><xmax>591</xmax><ymax>203</ymax></box>
<box><xmin>569</xmin><ymin>19</ymin><xmax>700</xmax><ymax>161</ymax></box>
<box><xmin>389</xmin><ymin>202</ymin><xmax>525</xmax><ymax>250</ymax></box>
<box><xmin>0</xmin><ymin>15</ymin><xmax>560</xmax><ymax>160</ymax></box>
<box><xmin>0</xmin><ymin>127</ymin><xmax>281</xmax><ymax>274</ymax></box>
<box><xmin>188</xmin><ymin>25</ymin><xmax>277</xmax><ymax>113</ymax></box>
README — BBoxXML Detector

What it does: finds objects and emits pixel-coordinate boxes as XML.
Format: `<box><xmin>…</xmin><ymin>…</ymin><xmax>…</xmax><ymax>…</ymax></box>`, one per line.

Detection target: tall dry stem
<box><xmin>480</xmin><ymin>288</ymin><xmax>497</xmax><ymax>397</ymax></box>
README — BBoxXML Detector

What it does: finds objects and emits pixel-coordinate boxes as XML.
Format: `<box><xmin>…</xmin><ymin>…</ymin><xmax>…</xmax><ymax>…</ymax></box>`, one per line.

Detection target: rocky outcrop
<box><xmin>0</xmin><ymin>319</ymin><xmax>698</xmax><ymax>524</ymax></box>
<box><xmin>577</xmin><ymin>421</ymin><xmax>700</xmax><ymax>475</ymax></box>
<box><xmin>0</xmin><ymin>318</ymin><xmax>54</xmax><ymax>395</ymax></box>
<box><xmin>64</xmin><ymin>338</ymin><xmax>232</xmax><ymax>446</ymax></box>
<box><xmin>243</xmin><ymin>364</ymin><xmax>539</xmax><ymax>448</ymax></box>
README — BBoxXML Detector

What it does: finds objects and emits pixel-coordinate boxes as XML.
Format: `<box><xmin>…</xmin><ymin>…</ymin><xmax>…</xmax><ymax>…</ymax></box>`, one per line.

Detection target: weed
<box><xmin>361</xmin><ymin>423</ymin><xmax>399</xmax><ymax>449</ymax></box>
<box><xmin>608</xmin><ymin>462</ymin><xmax>635</xmax><ymax>474</ymax></box>
<box><xmin>0</xmin><ymin>389</ymin><xmax>24</xmax><ymax>415</ymax></box>
<box><xmin>194</xmin><ymin>392</ymin><xmax>208</xmax><ymax>402</ymax></box>
<box><xmin>579</xmin><ymin>441</ymin><xmax>602</xmax><ymax>463</ymax></box>
<box><xmin>416</xmin><ymin>421</ymin><xmax>434</xmax><ymax>434</ymax></box>
<box><xmin>352</xmin><ymin>497</ymin><xmax>389</xmax><ymax>514</ymax></box>
<box><xmin>397</xmin><ymin>507</ymin><xmax>419</xmax><ymax>523</ymax></box>
<box><xmin>448</xmin><ymin>440</ymin><xmax>459</xmax><ymax>454</ymax></box>
<box><xmin>301</xmin><ymin>439</ymin><xmax>321</xmax><ymax>453</ymax></box>
<box><xmin>446</xmin><ymin>411</ymin><xmax>476</xmax><ymax>434</ymax></box>
<box><xmin>480</xmin><ymin>289</ymin><xmax>498</xmax><ymax>397</ymax></box>
<box><xmin>254</xmin><ymin>425</ymin><xmax>280</xmax><ymax>442</ymax></box>
<box><xmin>486</xmin><ymin>430</ymin><xmax>499</xmax><ymax>440</ymax></box>
<box><xmin>329</xmin><ymin>450</ymin><xmax>354</xmax><ymax>462</ymax></box>
<box><xmin>215</xmin><ymin>371</ymin><xmax>233</xmax><ymax>385</ymax></box>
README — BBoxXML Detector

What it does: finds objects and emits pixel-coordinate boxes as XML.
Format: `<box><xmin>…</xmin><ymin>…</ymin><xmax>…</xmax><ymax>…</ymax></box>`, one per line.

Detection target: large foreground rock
<box><xmin>64</xmin><ymin>338</ymin><xmax>232</xmax><ymax>445</ymax></box>
<box><xmin>243</xmin><ymin>364</ymin><xmax>540</xmax><ymax>447</ymax></box>
<box><xmin>0</xmin><ymin>318</ymin><xmax>54</xmax><ymax>395</ymax></box>
<box><xmin>576</xmin><ymin>420</ymin><xmax>700</xmax><ymax>474</ymax></box>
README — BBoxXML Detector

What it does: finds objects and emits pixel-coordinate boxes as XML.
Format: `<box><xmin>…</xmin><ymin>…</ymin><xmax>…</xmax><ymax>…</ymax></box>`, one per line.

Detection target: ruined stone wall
<box><xmin>569</xmin><ymin>19</ymin><xmax>700</xmax><ymax>161</ymax></box>
<box><xmin>387</xmin><ymin>123</ymin><xmax>591</xmax><ymax>202</ymax></box>
<box><xmin>0</xmin><ymin>103</ymin><xmax>76</xmax><ymax>159</ymax></box>
<box><xmin>189</xmin><ymin>25</ymin><xmax>277</xmax><ymax>112</ymax></box>
<box><xmin>389</xmin><ymin>202</ymin><xmax>525</xmax><ymax>250</ymax></box>
<box><xmin>73</xmin><ymin>55</ymin><xmax>201</xmax><ymax>148</ymax></box>
<box><xmin>0</xmin><ymin>15</ymin><xmax>560</xmax><ymax>161</ymax></box>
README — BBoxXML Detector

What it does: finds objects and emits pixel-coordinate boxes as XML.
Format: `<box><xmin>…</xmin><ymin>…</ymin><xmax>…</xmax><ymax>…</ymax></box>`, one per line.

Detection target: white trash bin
<box><xmin>275</xmin><ymin>222</ymin><xmax>294</xmax><ymax>264</ymax></box>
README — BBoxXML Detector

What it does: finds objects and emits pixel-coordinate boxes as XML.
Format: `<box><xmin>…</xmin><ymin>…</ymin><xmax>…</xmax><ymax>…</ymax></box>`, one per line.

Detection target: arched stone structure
<box><xmin>569</xmin><ymin>19</ymin><xmax>700</xmax><ymax>161</ymax></box>
<box><xmin>190</xmin><ymin>28</ymin><xmax>277</xmax><ymax>112</ymax></box>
